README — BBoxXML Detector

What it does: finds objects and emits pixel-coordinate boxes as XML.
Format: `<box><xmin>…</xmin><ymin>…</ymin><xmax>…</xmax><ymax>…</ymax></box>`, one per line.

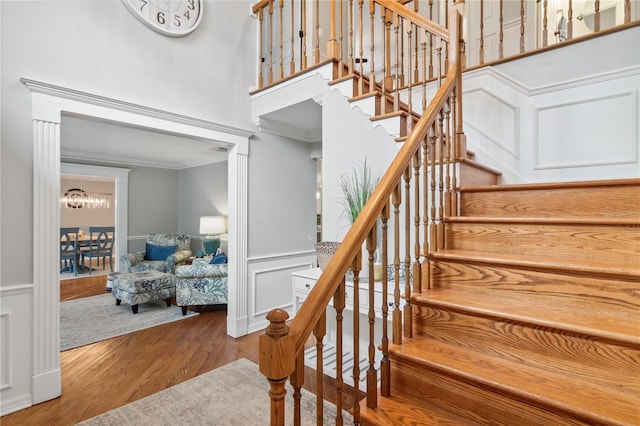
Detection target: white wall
<box><xmin>0</xmin><ymin>0</ymin><xmax>316</xmax><ymax>414</ymax></box>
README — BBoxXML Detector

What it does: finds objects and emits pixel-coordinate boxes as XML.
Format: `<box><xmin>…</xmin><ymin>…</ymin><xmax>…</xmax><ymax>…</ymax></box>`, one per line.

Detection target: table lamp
<box><xmin>199</xmin><ymin>215</ymin><xmax>226</xmax><ymax>255</ymax></box>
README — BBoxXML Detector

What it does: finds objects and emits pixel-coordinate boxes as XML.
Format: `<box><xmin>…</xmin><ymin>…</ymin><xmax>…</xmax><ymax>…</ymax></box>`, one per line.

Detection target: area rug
<box><xmin>61</xmin><ymin>294</ymin><xmax>198</xmax><ymax>351</ymax></box>
<box><xmin>78</xmin><ymin>358</ymin><xmax>351</xmax><ymax>425</ymax></box>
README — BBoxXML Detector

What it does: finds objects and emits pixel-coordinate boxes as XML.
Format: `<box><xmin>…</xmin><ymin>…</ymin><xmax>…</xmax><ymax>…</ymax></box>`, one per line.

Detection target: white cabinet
<box><xmin>291</xmin><ymin>268</ymin><xmax>404</xmax><ymax>318</ymax></box>
<box><xmin>291</xmin><ymin>268</ymin><xmax>407</xmax><ymax>388</ymax></box>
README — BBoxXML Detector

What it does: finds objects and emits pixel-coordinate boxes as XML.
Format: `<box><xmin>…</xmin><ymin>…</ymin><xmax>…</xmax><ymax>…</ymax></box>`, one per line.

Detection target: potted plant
<box><xmin>316</xmin><ymin>159</ymin><xmax>379</xmax><ymax>271</ymax></box>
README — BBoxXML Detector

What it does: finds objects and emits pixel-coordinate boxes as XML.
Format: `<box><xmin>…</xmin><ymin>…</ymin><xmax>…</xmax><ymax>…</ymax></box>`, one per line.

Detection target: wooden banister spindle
<box><xmin>399</xmin><ymin>18</ymin><xmax>405</xmax><ymax>88</ymax></box>
<box><xmin>348</xmin><ymin>0</ymin><xmax>354</xmax><ymax>74</ymax></box>
<box><xmin>268</xmin><ymin>0</ymin><xmax>274</xmax><ymax>84</ymax></box>
<box><xmin>568</xmin><ymin>0</ymin><xmax>574</xmax><ymax>40</ymax></box>
<box><xmin>421</xmin><ymin>134</ymin><xmax>431</xmax><ymax>289</ymax></box>
<box><xmin>339</xmin><ymin>0</ymin><xmax>344</xmax><ymax>78</ymax></box>
<box><xmin>437</xmin><ymin>109</ymin><xmax>445</xmax><ymax>250</ymax></box>
<box><xmin>381</xmin><ymin>10</ymin><xmax>389</xmax><ymax>113</ymax></box>
<box><xmin>403</xmin><ymin>166</ymin><xmax>413</xmax><ymax>338</ymax></box>
<box><xmin>392</xmin><ymin>183</ymin><xmax>402</xmax><ymax>345</ymax></box>
<box><xmin>258</xmin><ymin>8</ymin><xmax>265</xmax><ymax>88</ymax></box>
<box><xmin>407</xmin><ymin>24</ymin><xmax>413</xmax><ymax>134</ymax></box>
<box><xmin>479</xmin><ymin>0</ymin><xmax>484</xmax><ymax>64</ymax></box>
<box><xmin>413</xmin><ymin>149</ymin><xmax>422</xmax><ymax>294</ymax></box>
<box><xmin>499</xmin><ymin>0</ymin><xmax>504</xmax><ymax>59</ymax></box>
<box><xmin>594</xmin><ymin>0</ymin><xmax>601</xmax><ymax>32</ymax></box>
<box><xmin>333</xmin><ymin>279</ymin><xmax>346</xmax><ymax>426</ymax></box>
<box><xmin>290</xmin><ymin>0</ymin><xmax>295</xmax><ymax>74</ymax></box>
<box><xmin>313</xmin><ymin>310</ymin><xmax>326</xmax><ymax>425</ymax></box>
<box><xmin>278</xmin><ymin>0</ymin><xmax>284</xmax><ymax>80</ymax></box>
<box><xmin>351</xmin><ymin>251</ymin><xmax>362</xmax><ymax>424</ymax></box>
<box><xmin>421</xmin><ymin>33</ymin><xmax>427</xmax><ymax>111</ymax></box>
<box><xmin>448</xmin><ymin>95</ymin><xmax>458</xmax><ymax>217</ymax></box>
<box><xmin>366</xmin><ymin>229</ymin><xmax>378</xmax><ymax>408</ymax></box>
<box><xmin>428</xmin><ymin>0</ymin><xmax>434</xmax><ymax>78</ymax></box>
<box><xmin>520</xmin><ymin>0</ymin><xmax>525</xmax><ymax>53</ymax></box>
<box><xmin>301</xmin><ymin>0</ymin><xmax>308</xmax><ymax>69</ymax></box>
<box><xmin>358</xmin><ymin>0</ymin><xmax>364</xmax><ymax>96</ymax></box>
<box><xmin>429</xmin><ymin>125</ymin><xmax>437</xmax><ymax>252</ymax></box>
<box><xmin>380</xmin><ymin>202</ymin><xmax>391</xmax><ymax>396</ymax></box>
<box><xmin>393</xmin><ymin>14</ymin><xmax>400</xmax><ymax>111</ymax></box>
<box><xmin>443</xmin><ymin>100</ymin><xmax>452</xmax><ymax>218</ymax></box>
<box><xmin>369</xmin><ymin>0</ymin><xmax>376</xmax><ymax>94</ymax></box>
<box><xmin>314</xmin><ymin>0</ymin><xmax>320</xmax><ymax>63</ymax></box>
<box><xmin>289</xmin><ymin>351</ymin><xmax>305</xmax><ymax>426</ymax></box>
<box><xmin>413</xmin><ymin>1</ymin><xmax>420</xmax><ymax>83</ymax></box>
<box><xmin>542</xmin><ymin>0</ymin><xmax>548</xmax><ymax>47</ymax></box>
<box><xmin>624</xmin><ymin>0</ymin><xmax>631</xmax><ymax>23</ymax></box>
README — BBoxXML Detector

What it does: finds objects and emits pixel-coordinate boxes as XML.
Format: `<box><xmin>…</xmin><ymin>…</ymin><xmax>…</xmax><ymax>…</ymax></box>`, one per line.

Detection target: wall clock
<box><xmin>122</xmin><ymin>0</ymin><xmax>203</xmax><ymax>37</ymax></box>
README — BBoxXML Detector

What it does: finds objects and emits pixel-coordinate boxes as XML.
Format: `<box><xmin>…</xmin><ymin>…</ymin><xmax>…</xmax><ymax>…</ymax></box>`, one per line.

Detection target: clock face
<box><xmin>122</xmin><ymin>0</ymin><xmax>203</xmax><ymax>37</ymax></box>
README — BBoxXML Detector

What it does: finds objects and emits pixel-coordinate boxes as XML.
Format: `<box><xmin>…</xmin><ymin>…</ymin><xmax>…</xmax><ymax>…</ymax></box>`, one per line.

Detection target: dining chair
<box><xmin>60</xmin><ymin>227</ymin><xmax>80</xmax><ymax>276</ymax></box>
<box><xmin>82</xmin><ymin>226</ymin><xmax>115</xmax><ymax>275</ymax></box>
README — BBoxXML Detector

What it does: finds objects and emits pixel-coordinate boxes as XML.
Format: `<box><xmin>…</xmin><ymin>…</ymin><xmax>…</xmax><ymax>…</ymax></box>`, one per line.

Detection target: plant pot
<box><xmin>315</xmin><ymin>241</ymin><xmax>341</xmax><ymax>271</ymax></box>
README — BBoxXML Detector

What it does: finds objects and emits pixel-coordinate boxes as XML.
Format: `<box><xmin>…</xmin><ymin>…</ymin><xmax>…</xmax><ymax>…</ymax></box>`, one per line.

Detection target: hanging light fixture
<box><xmin>60</xmin><ymin>188</ymin><xmax>111</xmax><ymax>209</ymax></box>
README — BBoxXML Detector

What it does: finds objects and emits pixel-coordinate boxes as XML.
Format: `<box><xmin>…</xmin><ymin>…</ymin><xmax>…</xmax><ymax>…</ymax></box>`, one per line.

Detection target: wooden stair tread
<box><xmin>412</xmin><ymin>287</ymin><xmax>640</xmax><ymax>344</ymax></box>
<box><xmin>460</xmin><ymin>177</ymin><xmax>640</xmax><ymax>192</ymax></box>
<box><xmin>445</xmin><ymin>215</ymin><xmax>640</xmax><ymax>226</ymax></box>
<box><xmin>390</xmin><ymin>338</ymin><xmax>640</xmax><ymax>425</ymax></box>
<box><xmin>360</xmin><ymin>387</ymin><xmax>478</xmax><ymax>425</ymax></box>
<box><xmin>430</xmin><ymin>248</ymin><xmax>640</xmax><ymax>279</ymax></box>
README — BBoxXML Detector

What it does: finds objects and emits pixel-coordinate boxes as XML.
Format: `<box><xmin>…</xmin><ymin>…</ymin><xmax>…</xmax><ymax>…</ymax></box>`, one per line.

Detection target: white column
<box><xmin>31</xmin><ymin>111</ymin><xmax>62</xmax><ymax>403</ymax></box>
<box><xmin>227</xmin><ymin>143</ymin><xmax>249</xmax><ymax>337</ymax></box>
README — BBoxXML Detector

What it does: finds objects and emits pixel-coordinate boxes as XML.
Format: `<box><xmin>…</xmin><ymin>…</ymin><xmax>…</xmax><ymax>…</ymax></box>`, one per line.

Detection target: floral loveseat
<box><xmin>175</xmin><ymin>258</ymin><xmax>228</xmax><ymax>315</ymax></box>
<box><xmin>120</xmin><ymin>233</ymin><xmax>192</xmax><ymax>274</ymax></box>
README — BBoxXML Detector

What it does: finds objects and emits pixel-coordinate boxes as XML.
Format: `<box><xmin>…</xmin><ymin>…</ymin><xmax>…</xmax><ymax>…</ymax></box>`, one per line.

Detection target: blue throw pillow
<box><xmin>145</xmin><ymin>243</ymin><xmax>177</xmax><ymax>261</ymax></box>
<box><xmin>210</xmin><ymin>252</ymin><xmax>228</xmax><ymax>264</ymax></box>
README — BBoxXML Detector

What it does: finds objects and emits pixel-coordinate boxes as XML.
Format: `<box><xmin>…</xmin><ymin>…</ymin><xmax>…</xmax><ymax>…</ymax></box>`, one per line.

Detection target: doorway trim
<box><xmin>22</xmin><ymin>78</ymin><xmax>252</xmax><ymax>404</ymax></box>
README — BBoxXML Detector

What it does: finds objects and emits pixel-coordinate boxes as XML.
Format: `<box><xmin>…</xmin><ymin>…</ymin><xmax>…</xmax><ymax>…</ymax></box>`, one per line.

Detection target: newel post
<box><xmin>452</xmin><ymin>0</ymin><xmax>467</xmax><ymax>160</ymax></box>
<box><xmin>327</xmin><ymin>0</ymin><xmax>340</xmax><ymax>59</ymax></box>
<box><xmin>260</xmin><ymin>309</ymin><xmax>296</xmax><ymax>426</ymax></box>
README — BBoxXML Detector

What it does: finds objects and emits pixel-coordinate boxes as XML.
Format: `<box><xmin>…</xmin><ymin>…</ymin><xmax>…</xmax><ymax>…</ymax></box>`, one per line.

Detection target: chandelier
<box><xmin>60</xmin><ymin>188</ymin><xmax>111</xmax><ymax>209</ymax></box>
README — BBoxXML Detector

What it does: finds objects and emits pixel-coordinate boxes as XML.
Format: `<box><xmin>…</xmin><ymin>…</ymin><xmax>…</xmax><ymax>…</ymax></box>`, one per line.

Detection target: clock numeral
<box><xmin>174</xmin><ymin>14</ymin><xmax>181</xmax><ymax>27</ymax></box>
<box><xmin>138</xmin><ymin>0</ymin><xmax>147</xmax><ymax>11</ymax></box>
<box><xmin>187</xmin><ymin>0</ymin><xmax>196</xmax><ymax>10</ymax></box>
<box><xmin>184</xmin><ymin>10</ymin><xmax>191</xmax><ymax>20</ymax></box>
<box><xmin>156</xmin><ymin>11</ymin><xmax>166</xmax><ymax>25</ymax></box>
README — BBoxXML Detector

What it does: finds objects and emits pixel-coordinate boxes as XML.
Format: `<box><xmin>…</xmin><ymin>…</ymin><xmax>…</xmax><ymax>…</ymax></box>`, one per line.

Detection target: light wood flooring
<box><xmin>1</xmin><ymin>274</ymin><xmax>262</xmax><ymax>426</ymax></box>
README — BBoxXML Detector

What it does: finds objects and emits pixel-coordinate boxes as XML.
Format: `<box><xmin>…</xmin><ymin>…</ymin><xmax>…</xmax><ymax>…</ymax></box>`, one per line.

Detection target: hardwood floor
<box><xmin>1</xmin><ymin>275</ymin><xmax>262</xmax><ymax>426</ymax></box>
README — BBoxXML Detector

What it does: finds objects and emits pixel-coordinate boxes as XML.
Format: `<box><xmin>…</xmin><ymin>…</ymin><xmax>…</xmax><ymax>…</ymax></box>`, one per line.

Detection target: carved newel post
<box><xmin>259</xmin><ymin>308</ymin><xmax>296</xmax><ymax>426</ymax></box>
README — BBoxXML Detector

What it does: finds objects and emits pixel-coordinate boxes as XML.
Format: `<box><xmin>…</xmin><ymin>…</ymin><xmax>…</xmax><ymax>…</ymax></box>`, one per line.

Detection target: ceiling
<box><xmin>61</xmin><ymin>115</ymin><xmax>231</xmax><ymax>170</ymax></box>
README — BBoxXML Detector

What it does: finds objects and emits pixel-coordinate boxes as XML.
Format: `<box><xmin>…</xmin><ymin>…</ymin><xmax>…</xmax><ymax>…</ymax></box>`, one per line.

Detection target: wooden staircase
<box><xmin>360</xmin><ymin>179</ymin><xmax>640</xmax><ymax>425</ymax></box>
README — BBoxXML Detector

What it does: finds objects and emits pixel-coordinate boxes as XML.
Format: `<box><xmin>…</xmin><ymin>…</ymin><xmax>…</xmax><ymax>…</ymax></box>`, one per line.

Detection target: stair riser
<box><xmin>427</xmin><ymin>260</ymin><xmax>640</xmax><ymax>320</ymax></box>
<box><xmin>444</xmin><ymin>222</ymin><xmax>640</xmax><ymax>266</ymax></box>
<box><xmin>460</xmin><ymin>161</ymin><xmax>499</xmax><ymax>186</ymax></box>
<box><xmin>389</xmin><ymin>360</ymin><xmax>591</xmax><ymax>426</ymax></box>
<box><xmin>460</xmin><ymin>184</ymin><xmax>640</xmax><ymax>218</ymax></box>
<box><xmin>411</xmin><ymin>304</ymin><xmax>640</xmax><ymax>392</ymax></box>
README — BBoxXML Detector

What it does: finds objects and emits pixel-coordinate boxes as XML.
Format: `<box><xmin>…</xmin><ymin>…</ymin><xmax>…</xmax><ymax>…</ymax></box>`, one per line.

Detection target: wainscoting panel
<box><xmin>246</xmin><ymin>251</ymin><xmax>316</xmax><ymax>334</ymax></box>
<box><xmin>0</xmin><ymin>285</ymin><xmax>35</xmax><ymax>416</ymax></box>
<box><xmin>535</xmin><ymin>91</ymin><xmax>638</xmax><ymax>169</ymax></box>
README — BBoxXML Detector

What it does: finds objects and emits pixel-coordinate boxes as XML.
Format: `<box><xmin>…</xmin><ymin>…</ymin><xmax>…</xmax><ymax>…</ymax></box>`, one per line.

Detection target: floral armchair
<box><xmin>175</xmin><ymin>258</ymin><xmax>228</xmax><ymax>315</ymax></box>
<box><xmin>120</xmin><ymin>233</ymin><xmax>192</xmax><ymax>274</ymax></box>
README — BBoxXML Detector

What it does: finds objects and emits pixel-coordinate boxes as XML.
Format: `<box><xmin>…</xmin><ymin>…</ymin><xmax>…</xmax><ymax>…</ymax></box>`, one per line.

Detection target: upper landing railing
<box><xmin>251</xmin><ymin>0</ymin><xmax>638</xmax><ymax>93</ymax></box>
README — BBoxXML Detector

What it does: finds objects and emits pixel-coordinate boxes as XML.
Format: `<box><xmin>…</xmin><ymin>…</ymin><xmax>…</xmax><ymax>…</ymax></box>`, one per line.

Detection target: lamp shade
<box><xmin>199</xmin><ymin>216</ymin><xmax>226</xmax><ymax>235</ymax></box>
